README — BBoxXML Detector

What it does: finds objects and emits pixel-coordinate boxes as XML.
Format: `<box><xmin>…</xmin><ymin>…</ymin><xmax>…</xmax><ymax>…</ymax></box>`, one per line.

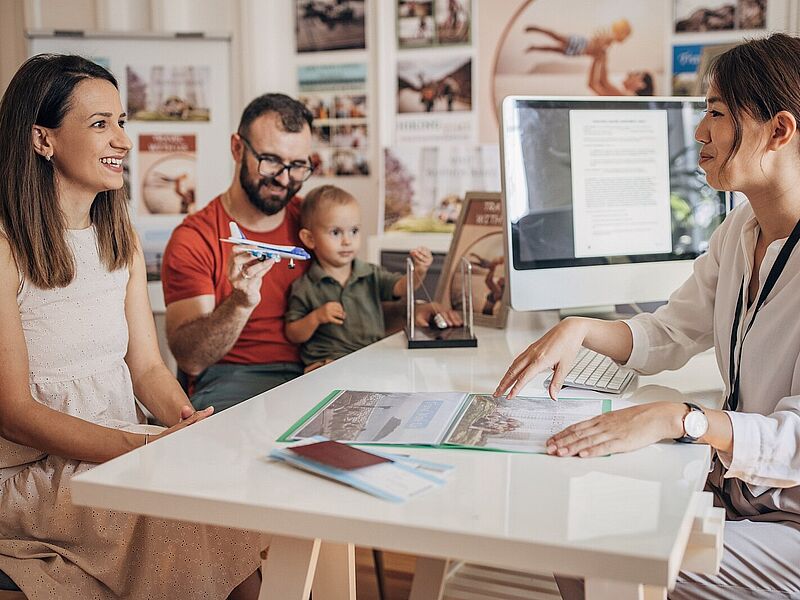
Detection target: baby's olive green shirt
<box><xmin>286</xmin><ymin>259</ymin><xmax>402</xmax><ymax>365</ymax></box>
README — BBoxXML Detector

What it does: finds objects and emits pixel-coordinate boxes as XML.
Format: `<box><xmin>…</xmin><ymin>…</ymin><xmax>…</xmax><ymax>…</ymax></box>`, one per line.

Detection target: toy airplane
<box><xmin>220</xmin><ymin>222</ymin><xmax>311</xmax><ymax>270</ymax></box>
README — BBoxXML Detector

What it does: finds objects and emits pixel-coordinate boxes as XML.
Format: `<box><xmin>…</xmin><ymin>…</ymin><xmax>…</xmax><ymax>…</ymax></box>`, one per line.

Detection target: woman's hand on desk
<box><xmin>546</xmin><ymin>402</ymin><xmax>686</xmax><ymax>458</ymax></box>
<box><xmin>494</xmin><ymin>317</ymin><xmax>588</xmax><ymax>400</ymax></box>
<box><xmin>152</xmin><ymin>405</ymin><xmax>214</xmax><ymax>443</ymax></box>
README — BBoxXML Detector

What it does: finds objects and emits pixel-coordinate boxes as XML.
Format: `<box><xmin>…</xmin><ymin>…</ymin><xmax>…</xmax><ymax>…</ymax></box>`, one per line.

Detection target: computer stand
<box><xmin>405</xmin><ymin>257</ymin><xmax>478</xmax><ymax>349</ymax></box>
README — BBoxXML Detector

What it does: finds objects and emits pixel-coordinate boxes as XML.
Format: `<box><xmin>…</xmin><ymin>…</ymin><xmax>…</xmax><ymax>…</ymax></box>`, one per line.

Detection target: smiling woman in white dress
<box><xmin>495</xmin><ymin>34</ymin><xmax>800</xmax><ymax>599</ymax></box>
<box><xmin>0</xmin><ymin>55</ymin><xmax>264</xmax><ymax>599</ymax></box>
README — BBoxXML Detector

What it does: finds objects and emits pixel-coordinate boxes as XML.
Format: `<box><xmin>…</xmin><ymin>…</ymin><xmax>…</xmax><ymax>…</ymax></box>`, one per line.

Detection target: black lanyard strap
<box><xmin>725</xmin><ymin>216</ymin><xmax>800</xmax><ymax>411</ymax></box>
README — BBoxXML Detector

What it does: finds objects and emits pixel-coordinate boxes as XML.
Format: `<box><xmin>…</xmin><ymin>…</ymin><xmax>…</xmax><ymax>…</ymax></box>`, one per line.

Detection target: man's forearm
<box><xmin>170</xmin><ymin>294</ymin><xmax>253</xmax><ymax>375</ymax></box>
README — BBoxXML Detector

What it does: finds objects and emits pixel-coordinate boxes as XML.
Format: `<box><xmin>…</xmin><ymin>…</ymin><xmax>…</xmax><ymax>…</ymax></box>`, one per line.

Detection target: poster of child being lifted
<box><xmin>489</xmin><ymin>0</ymin><xmax>664</xmax><ymax>106</ymax></box>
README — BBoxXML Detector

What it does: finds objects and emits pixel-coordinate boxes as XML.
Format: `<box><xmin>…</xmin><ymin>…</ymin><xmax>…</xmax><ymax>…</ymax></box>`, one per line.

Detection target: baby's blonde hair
<box><xmin>611</xmin><ymin>18</ymin><xmax>632</xmax><ymax>41</ymax></box>
<box><xmin>300</xmin><ymin>185</ymin><xmax>358</xmax><ymax>229</ymax></box>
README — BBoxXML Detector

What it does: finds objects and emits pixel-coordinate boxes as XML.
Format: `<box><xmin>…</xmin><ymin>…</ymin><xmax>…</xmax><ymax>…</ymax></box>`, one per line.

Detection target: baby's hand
<box><xmin>409</xmin><ymin>247</ymin><xmax>433</xmax><ymax>272</ymax></box>
<box><xmin>316</xmin><ymin>302</ymin><xmax>345</xmax><ymax>325</ymax></box>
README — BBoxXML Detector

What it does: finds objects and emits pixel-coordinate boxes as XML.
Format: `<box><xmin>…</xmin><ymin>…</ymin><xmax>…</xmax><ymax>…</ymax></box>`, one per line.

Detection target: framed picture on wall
<box><xmin>435</xmin><ymin>191</ymin><xmax>509</xmax><ymax>328</ymax></box>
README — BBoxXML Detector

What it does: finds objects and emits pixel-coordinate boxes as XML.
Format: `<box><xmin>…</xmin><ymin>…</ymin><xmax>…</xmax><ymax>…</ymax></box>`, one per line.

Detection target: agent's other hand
<box><xmin>226</xmin><ymin>246</ymin><xmax>277</xmax><ymax>308</ymax></box>
<box><xmin>494</xmin><ymin>317</ymin><xmax>587</xmax><ymax>400</ymax></box>
<box><xmin>546</xmin><ymin>402</ymin><xmax>685</xmax><ymax>458</ymax></box>
<box><xmin>155</xmin><ymin>405</ymin><xmax>214</xmax><ymax>441</ymax></box>
<box><xmin>409</xmin><ymin>247</ymin><xmax>433</xmax><ymax>272</ymax></box>
<box><xmin>316</xmin><ymin>301</ymin><xmax>346</xmax><ymax>325</ymax></box>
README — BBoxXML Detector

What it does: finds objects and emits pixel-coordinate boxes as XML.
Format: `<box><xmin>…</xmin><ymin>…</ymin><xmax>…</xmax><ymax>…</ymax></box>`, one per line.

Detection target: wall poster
<box><xmin>298</xmin><ymin>63</ymin><xmax>370</xmax><ymax>177</ymax></box>
<box><xmin>383</xmin><ymin>144</ymin><xmax>500</xmax><ymax>233</ymax></box>
<box><xmin>395</xmin><ymin>53</ymin><xmax>474</xmax><ymax>143</ymax></box>
<box><xmin>397</xmin><ymin>0</ymin><xmax>471</xmax><ymax>48</ymax></box>
<box><xmin>296</xmin><ymin>0</ymin><xmax>367</xmax><ymax>52</ymax></box>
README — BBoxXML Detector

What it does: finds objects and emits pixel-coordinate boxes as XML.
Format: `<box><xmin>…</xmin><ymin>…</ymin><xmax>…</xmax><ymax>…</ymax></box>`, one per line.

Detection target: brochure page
<box><xmin>280</xmin><ymin>390</ymin><xmax>469</xmax><ymax>445</ymax></box>
<box><xmin>444</xmin><ymin>394</ymin><xmax>611</xmax><ymax>453</ymax></box>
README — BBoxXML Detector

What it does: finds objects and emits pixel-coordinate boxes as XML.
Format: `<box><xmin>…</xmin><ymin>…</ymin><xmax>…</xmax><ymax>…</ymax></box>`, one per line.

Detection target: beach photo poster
<box><xmin>295</xmin><ymin>0</ymin><xmax>366</xmax><ymax>52</ymax></box>
<box><xmin>138</xmin><ymin>134</ymin><xmax>197</xmax><ymax>216</ymax></box>
<box><xmin>126</xmin><ymin>65</ymin><xmax>211</xmax><ymax>121</ymax></box>
<box><xmin>298</xmin><ymin>63</ymin><xmax>369</xmax><ymax>177</ymax></box>
<box><xmin>434</xmin><ymin>192</ymin><xmax>509</xmax><ymax>328</ymax></box>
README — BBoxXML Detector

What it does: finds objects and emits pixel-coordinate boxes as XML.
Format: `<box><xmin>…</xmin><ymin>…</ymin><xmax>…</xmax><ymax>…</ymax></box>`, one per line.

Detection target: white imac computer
<box><xmin>500</xmin><ymin>96</ymin><xmax>728</xmax><ymax>311</ymax></box>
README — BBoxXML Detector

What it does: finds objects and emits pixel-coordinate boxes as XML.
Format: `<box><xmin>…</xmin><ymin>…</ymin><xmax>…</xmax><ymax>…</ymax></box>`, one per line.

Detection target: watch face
<box><xmin>684</xmin><ymin>410</ymin><xmax>709</xmax><ymax>439</ymax></box>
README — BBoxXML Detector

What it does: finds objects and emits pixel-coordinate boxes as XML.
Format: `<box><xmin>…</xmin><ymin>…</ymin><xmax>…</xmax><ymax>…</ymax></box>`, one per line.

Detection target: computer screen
<box><xmin>500</xmin><ymin>96</ymin><xmax>727</xmax><ymax>311</ymax></box>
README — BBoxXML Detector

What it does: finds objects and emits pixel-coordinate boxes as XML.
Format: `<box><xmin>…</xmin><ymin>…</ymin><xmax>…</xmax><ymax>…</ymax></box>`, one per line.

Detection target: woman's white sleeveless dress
<box><xmin>0</xmin><ymin>227</ymin><xmax>264</xmax><ymax>599</ymax></box>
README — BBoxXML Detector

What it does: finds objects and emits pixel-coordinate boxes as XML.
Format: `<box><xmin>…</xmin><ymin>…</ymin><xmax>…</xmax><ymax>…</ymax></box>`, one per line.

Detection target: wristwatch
<box><xmin>674</xmin><ymin>402</ymin><xmax>708</xmax><ymax>443</ymax></box>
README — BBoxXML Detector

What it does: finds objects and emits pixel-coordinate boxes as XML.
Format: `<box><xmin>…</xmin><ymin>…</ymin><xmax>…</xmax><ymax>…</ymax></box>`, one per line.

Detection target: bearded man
<box><xmin>162</xmin><ymin>94</ymin><xmax>317</xmax><ymax>412</ymax></box>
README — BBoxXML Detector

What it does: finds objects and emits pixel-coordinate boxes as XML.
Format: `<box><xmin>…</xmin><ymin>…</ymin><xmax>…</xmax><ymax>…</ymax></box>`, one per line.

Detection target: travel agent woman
<box><xmin>495</xmin><ymin>34</ymin><xmax>800</xmax><ymax>600</ymax></box>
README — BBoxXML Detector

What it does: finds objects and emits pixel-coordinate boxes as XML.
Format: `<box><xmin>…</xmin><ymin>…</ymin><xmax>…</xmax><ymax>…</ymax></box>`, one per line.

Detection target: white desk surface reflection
<box><xmin>71</xmin><ymin>310</ymin><xmax>724</xmax><ymax>597</ymax></box>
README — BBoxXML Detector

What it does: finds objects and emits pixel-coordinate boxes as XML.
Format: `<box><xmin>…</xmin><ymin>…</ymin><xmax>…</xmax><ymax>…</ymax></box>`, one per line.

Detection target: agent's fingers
<box><xmin>548</xmin><ymin>361</ymin><xmax>569</xmax><ymax>400</ymax></box>
<box><xmin>495</xmin><ymin>350</ymin><xmax>539</xmax><ymax>397</ymax></box>
<box><xmin>179</xmin><ymin>405</ymin><xmax>195</xmax><ymax>421</ymax></box>
<box><xmin>547</xmin><ymin>414</ymin><xmax>604</xmax><ymax>445</ymax></box>
<box><xmin>551</xmin><ymin>430</ymin><xmax>617</xmax><ymax>457</ymax></box>
<box><xmin>505</xmin><ymin>357</ymin><xmax>542</xmax><ymax>399</ymax></box>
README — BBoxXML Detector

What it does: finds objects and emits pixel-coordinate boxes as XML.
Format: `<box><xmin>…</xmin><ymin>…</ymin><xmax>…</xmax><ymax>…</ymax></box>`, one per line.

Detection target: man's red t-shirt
<box><xmin>162</xmin><ymin>194</ymin><xmax>308</xmax><ymax>365</ymax></box>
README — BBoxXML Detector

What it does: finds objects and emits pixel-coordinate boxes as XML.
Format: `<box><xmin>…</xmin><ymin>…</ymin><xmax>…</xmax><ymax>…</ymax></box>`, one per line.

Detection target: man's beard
<box><xmin>239</xmin><ymin>159</ymin><xmax>301</xmax><ymax>216</ymax></box>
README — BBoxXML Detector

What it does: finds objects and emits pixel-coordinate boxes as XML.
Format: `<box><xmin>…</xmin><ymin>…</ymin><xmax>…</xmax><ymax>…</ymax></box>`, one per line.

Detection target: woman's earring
<box><xmin>44</xmin><ymin>154</ymin><xmax>52</xmax><ymax>161</ymax></box>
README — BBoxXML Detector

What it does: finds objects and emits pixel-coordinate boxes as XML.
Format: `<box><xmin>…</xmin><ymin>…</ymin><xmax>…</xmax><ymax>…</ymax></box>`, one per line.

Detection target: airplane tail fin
<box><xmin>229</xmin><ymin>221</ymin><xmax>246</xmax><ymax>240</ymax></box>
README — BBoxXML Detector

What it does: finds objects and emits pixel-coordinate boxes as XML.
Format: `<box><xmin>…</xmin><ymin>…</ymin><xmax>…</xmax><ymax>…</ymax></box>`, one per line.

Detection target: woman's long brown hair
<box><xmin>0</xmin><ymin>54</ymin><xmax>135</xmax><ymax>289</ymax></box>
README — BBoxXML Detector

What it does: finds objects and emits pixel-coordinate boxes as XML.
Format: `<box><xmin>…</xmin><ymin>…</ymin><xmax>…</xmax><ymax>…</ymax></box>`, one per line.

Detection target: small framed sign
<box><xmin>435</xmin><ymin>191</ymin><xmax>509</xmax><ymax>328</ymax></box>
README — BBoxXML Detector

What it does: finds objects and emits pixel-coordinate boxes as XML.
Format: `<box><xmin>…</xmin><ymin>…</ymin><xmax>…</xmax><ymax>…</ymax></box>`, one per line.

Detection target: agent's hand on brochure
<box><xmin>227</xmin><ymin>245</ymin><xmax>277</xmax><ymax>308</ymax></box>
<box><xmin>544</xmin><ymin>402</ymin><xmax>687</xmax><ymax>458</ymax></box>
<box><xmin>494</xmin><ymin>317</ymin><xmax>588</xmax><ymax>400</ymax></box>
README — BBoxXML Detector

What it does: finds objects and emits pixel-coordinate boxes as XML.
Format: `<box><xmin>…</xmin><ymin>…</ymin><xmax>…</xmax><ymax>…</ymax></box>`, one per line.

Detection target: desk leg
<box><xmin>259</xmin><ymin>535</ymin><xmax>321</xmax><ymax>600</ymax></box>
<box><xmin>585</xmin><ymin>579</ymin><xmax>666</xmax><ymax>600</ymax></box>
<box><xmin>312</xmin><ymin>542</ymin><xmax>356</xmax><ymax>600</ymax></box>
<box><xmin>409</xmin><ymin>557</ymin><xmax>450</xmax><ymax>600</ymax></box>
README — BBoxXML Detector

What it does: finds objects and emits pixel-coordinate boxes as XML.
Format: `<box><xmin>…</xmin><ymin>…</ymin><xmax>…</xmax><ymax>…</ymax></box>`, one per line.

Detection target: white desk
<box><xmin>71</xmin><ymin>311</ymin><xmax>725</xmax><ymax>600</ymax></box>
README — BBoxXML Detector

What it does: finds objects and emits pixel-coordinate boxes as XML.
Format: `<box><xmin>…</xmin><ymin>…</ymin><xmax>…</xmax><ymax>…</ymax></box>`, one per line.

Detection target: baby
<box><xmin>525</xmin><ymin>19</ymin><xmax>632</xmax><ymax>57</ymax></box>
<box><xmin>286</xmin><ymin>185</ymin><xmax>433</xmax><ymax>370</ymax></box>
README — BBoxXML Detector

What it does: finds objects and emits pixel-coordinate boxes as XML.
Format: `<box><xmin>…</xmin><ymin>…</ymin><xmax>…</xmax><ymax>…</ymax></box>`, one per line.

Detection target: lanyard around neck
<box><xmin>725</xmin><ymin>217</ymin><xmax>800</xmax><ymax>411</ymax></box>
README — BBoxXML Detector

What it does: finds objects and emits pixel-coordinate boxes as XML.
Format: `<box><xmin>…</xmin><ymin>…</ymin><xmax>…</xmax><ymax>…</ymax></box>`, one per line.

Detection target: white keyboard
<box><xmin>544</xmin><ymin>348</ymin><xmax>635</xmax><ymax>394</ymax></box>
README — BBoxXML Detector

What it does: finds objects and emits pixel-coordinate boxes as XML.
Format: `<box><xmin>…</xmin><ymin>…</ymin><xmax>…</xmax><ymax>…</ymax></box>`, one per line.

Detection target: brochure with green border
<box><xmin>277</xmin><ymin>390</ymin><xmax>612</xmax><ymax>454</ymax></box>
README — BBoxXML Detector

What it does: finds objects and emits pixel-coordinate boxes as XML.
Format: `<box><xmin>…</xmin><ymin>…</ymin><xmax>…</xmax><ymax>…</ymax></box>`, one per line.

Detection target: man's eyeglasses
<box><xmin>238</xmin><ymin>135</ymin><xmax>314</xmax><ymax>183</ymax></box>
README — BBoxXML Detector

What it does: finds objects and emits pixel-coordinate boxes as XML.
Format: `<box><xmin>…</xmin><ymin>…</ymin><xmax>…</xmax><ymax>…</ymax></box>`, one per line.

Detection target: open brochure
<box><xmin>278</xmin><ymin>390</ymin><xmax>612</xmax><ymax>454</ymax></box>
